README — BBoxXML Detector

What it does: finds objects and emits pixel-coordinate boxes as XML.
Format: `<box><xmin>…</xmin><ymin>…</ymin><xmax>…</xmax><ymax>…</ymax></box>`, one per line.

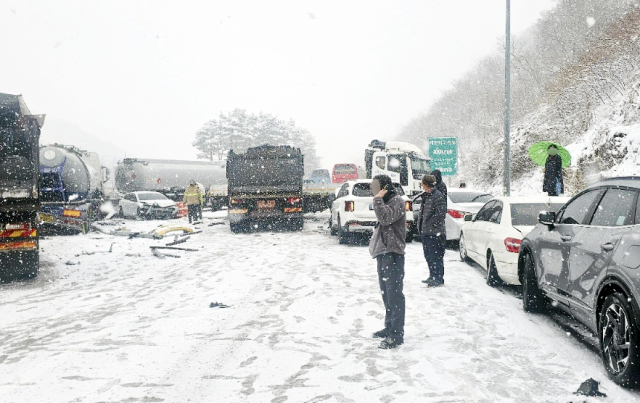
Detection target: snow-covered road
<box><xmin>2</xmin><ymin>211</ymin><xmax>640</xmax><ymax>402</ymax></box>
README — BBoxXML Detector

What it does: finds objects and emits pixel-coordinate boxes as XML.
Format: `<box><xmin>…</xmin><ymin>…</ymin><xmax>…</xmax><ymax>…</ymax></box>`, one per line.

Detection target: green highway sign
<box><xmin>428</xmin><ymin>137</ymin><xmax>457</xmax><ymax>176</ymax></box>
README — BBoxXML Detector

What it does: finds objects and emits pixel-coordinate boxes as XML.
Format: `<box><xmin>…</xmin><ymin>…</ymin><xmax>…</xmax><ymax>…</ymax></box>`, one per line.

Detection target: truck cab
<box><xmin>365</xmin><ymin>140</ymin><xmax>431</xmax><ymax>196</ymax></box>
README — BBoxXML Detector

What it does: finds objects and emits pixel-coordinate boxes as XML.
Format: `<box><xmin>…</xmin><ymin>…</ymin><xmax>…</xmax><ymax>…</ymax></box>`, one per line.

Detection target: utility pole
<box><xmin>504</xmin><ymin>0</ymin><xmax>511</xmax><ymax>196</ymax></box>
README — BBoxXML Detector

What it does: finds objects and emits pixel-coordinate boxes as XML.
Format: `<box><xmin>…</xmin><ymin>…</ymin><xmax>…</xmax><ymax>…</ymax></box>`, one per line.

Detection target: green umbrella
<box><xmin>528</xmin><ymin>141</ymin><xmax>571</xmax><ymax>168</ymax></box>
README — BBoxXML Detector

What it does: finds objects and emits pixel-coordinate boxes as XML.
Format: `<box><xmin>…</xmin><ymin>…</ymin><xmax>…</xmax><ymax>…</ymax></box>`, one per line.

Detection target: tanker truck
<box><xmin>0</xmin><ymin>93</ymin><xmax>43</xmax><ymax>281</ymax></box>
<box><xmin>115</xmin><ymin>158</ymin><xmax>227</xmax><ymax>204</ymax></box>
<box><xmin>39</xmin><ymin>145</ymin><xmax>110</xmax><ymax>234</ymax></box>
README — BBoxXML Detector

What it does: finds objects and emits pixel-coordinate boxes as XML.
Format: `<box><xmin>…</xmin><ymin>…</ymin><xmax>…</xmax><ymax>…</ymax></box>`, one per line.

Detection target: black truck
<box><xmin>0</xmin><ymin>94</ymin><xmax>44</xmax><ymax>281</ymax></box>
<box><xmin>227</xmin><ymin>145</ymin><xmax>304</xmax><ymax>233</ymax></box>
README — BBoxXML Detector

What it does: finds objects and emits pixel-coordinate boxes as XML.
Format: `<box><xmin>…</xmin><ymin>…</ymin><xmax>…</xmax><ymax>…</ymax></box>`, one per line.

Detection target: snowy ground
<box><xmin>2</xmin><ymin>211</ymin><xmax>640</xmax><ymax>403</ymax></box>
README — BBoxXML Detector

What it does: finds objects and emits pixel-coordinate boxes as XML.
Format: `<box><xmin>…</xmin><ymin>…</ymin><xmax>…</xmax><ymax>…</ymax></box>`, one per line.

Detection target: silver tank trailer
<box><xmin>40</xmin><ymin>145</ymin><xmax>103</xmax><ymax>199</ymax></box>
<box><xmin>115</xmin><ymin>159</ymin><xmax>226</xmax><ymax>194</ymax></box>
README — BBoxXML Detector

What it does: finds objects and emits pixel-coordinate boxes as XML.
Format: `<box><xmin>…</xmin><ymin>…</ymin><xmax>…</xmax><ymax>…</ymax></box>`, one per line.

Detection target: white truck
<box><xmin>364</xmin><ymin>140</ymin><xmax>431</xmax><ymax>196</ymax></box>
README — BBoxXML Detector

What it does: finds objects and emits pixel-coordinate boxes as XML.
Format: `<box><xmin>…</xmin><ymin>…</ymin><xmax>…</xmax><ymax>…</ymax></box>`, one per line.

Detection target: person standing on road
<box><xmin>543</xmin><ymin>145</ymin><xmax>564</xmax><ymax>196</ymax></box>
<box><xmin>431</xmin><ymin>169</ymin><xmax>448</xmax><ymax>205</ymax></box>
<box><xmin>418</xmin><ymin>175</ymin><xmax>447</xmax><ymax>288</ymax></box>
<box><xmin>183</xmin><ymin>180</ymin><xmax>203</xmax><ymax>224</ymax></box>
<box><xmin>369</xmin><ymin>174</ymin><xmax>406</xmax><ymax>349</ymax></box>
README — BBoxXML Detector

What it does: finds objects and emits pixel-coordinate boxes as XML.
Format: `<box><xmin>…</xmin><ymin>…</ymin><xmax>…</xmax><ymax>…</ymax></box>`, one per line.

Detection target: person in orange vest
<box><xmin>183</xmin><ymin>180</ymin><xmax>203</xmax><ymax>224</ymax></box>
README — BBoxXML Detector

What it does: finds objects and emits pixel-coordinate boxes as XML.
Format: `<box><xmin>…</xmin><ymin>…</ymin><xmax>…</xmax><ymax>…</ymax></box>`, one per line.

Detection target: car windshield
<box><xmin>352</xmin><ymin>183</ymin><xmax>405</xmax><ymax>197</ymax></box>
<box><xmin>511</xmin><ymin>203</ymin><xmax>566</xmax><ymax>226</ymax></box>
<box><xmin>449</xmin><ymin>192</ymin><xmax>493</xmax><ymax>204</ymax></box>
<box><xmin>137</xmin><ymin>192</ymin><xmax>168</xmax><ymax>201</ymax></box>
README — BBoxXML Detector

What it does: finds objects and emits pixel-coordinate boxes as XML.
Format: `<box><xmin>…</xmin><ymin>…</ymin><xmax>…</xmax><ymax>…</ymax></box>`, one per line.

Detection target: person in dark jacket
<box><xmin>418</xmin><ymin>175</ymin><xmax>447</xmax><ymax>287</ymax></box>
<box><xmin>431</xmin><ymin>169</ymin><xmax>448</xmax><ymax>204</ymax></box>
<box><xmin>543</xmin><ymin>145</ymin><xmax>564</xmax><ymax>196</ymax></box>
<box><xmin>369</xmin><ymin>174</ymin><xmax>406</xmax><ymax>349</ymax></box>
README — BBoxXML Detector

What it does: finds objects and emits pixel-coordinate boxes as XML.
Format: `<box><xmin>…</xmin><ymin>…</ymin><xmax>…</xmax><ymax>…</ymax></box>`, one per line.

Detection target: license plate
<box><xmin>257</xmin><ymin>200</ymin><xmax>276</xmax><ymax>209</ymax></box>
<box><xmin>369</xmin><ymin>204</ymin><xmax>374</xmax><ymax>210</ymax></box>
<box><xmin>40</xmin><ymin>213</ymin><xmax>55</xmax><ymax>223</ymax></box>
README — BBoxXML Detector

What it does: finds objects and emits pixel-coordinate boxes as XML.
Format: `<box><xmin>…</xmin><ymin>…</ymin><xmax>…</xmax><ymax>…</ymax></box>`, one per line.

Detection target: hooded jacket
<box><xmin>369</xmin><ymin>194</ymin><xmax>407</xmax><ymax>258</ymax></box>
<box><xmin>431</xmin><ymin>170</ymin><xmax>448</xmax><ymax>205</ymax></box>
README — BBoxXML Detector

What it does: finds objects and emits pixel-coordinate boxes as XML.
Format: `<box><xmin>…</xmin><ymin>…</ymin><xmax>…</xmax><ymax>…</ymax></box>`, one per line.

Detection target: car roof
<box><xmin>589</xmin><ymin>176</ymin><xmax>640</xmax><ymax>190</ymax></box>
<box><xmin>133</xmin><ymin>191</ymin><xmax>163</xmax><ymax>195</ymax></box>
<box><xmin>345</xmin><ymin>179</ymin><xmax>403</xmax><ymax>186</ymax></box>
<box><xmin>490</xmin><ymin>195</ymin><xmax>571</xmax><ymax>204</ymax></box>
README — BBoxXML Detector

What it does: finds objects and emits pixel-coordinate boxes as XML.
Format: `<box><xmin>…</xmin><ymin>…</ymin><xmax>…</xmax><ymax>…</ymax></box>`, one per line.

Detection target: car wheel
<box><xmin>599</xmin><ymin>292</ymin><xmax>640</xmax><ymax>386</ymax></box>
<box><xmin>337</xmin><ymin>215</ymin><xmax>348</xmax><ymax>244</ymax></box>
<box><xmin>486</xmin><ymin>252</ymin><xmax>503</xmax><ymax>287</ymax></box>
<box><xmin>522</xmin><ymin>252</ymin><xmax>546</xmax><ymax>313</ymax></box>
<box><xmin>329</xmin><ymin>216</ymin><xmax>337</xmax><ymax>236</ymax></box>
<box><xmin>459</xmin><ymin>233</ymin><xmax>469</xmax><ymax>262</ymax></box>
<box><xmin>135</xmin><ymin>207</ymin><xmax>142</xmax><ymax>220</ymax></box>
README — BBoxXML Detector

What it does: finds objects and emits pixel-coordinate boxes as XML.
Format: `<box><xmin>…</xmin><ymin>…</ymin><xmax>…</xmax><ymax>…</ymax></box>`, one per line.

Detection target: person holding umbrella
<box><xmin>528</xmin><ymin>141</ymin><xmax>571</xmax><ymax>197</ymax></box>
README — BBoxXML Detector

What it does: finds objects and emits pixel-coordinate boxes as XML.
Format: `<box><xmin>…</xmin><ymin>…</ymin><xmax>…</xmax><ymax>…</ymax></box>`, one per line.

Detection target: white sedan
<box><xmin>330</xmin><ymin>180</ymin><xmax>414</xmax><ymax>244</ymax></box>
<box><xmin>412</xmin><ymin>188</ymin><xmax>493</xmax><ymax>241</ymax></box>
<box><xmin>458</xmin><ymin>195</ymin><xmax>570</xmax><ymax>286</ymax></box>
<box><xmin>119</xmin><ymin>191</ymin><xmax>178</xmax><ymax>219</ymax></box>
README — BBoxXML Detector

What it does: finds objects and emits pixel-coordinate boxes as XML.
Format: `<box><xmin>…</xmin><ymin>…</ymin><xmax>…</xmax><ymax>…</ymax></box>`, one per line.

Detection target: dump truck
<box><xmin>39</xmin><ymin>144</ymin><xmax>110</xmax><ymax>233</ymax></box>
<box><xmin>227</xmin><ymin>145</ymin><xmax>305</xmax><ymax>232</ymax></box>
<box><xmin>0</xmin><ymin>93</ymin><xmax>44</xmax><ymax>281</ymax></box>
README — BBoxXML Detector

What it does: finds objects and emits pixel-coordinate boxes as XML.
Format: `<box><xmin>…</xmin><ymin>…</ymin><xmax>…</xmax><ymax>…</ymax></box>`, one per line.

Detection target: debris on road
<box><xmin>209</xmin><ymin>302</ymin><xmax>231</xmax><ymax>308</ymax></box>
<box><xmin>150</xmin><ymin>248</ymin><xmax>180</xmax><ymax>259</ymax></box>
<box><xmin>166</xmin><ymin>235</ymin><xmax>190</xmax><ymax>246</ymax></box>
<box><xmin>150</xmin><ymin>246</ymin><xmax>199</xmax><ymax>252</ymax></box>
<box><xmin>575</xmin><ymin>378</ymin><xmax>607</xmax><ymax>397</ymax></box>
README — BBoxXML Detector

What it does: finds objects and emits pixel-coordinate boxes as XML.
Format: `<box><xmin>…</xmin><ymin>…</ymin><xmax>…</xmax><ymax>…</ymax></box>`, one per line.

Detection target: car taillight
<box><xmin>230</xmin><ymin>199</ymin><xmax>243</xmax><ymax>204</ymax></box>
<box><xmin>345</xmin><ymin>201</ymin><xmax>354</xmax><ymax>212</ymax></box>
<box><xmin>288</xmin><ymin>197</ymin><xmax>302</xmax><ymax>204</ymax></box>
<box><xmin>405</xmin><ymin>201</ymin><xmax>412</xmax><ymax>211</ymax></box>
<box><xmin>63</xmin><ymin>209</ymin><xmax>82</xmax><ymax>217</ymax></box>
<box><xmin>5</xmin><ymin>223</ymin><xmax>29</xmax><ymax>230</ymax></box>
<box><xmin>504</xmin><ymin>237</ymin><xmax>521</xmax><ymax>253</ymax></box>
<box><xmin>447</xmin><ymin>209</ymin><xmax>466</xmax><ymax>219</ymax></box>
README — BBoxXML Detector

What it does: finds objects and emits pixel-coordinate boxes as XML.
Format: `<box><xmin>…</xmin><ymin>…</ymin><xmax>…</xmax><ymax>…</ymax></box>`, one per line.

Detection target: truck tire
<box><xmin>230</xmin><ymin>222</ymin><xmax>247</xmax><ymax>233</ymax></box>
<box><xmin>329</xmin><ymin>216</ymin><xmax>337</xmax><ymax>236</ymax></box>
<box><xmin>0</xmin><ymin>250</ymin><xmax>38</xmax><ymax>282</ymax></box>
<box><xmin>291</xmin><ymin>218</ymin><xmax>304</xmax><ymax>232</ymax></box>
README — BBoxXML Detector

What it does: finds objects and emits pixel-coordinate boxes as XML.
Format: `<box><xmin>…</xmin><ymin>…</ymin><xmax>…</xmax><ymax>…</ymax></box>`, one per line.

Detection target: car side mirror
<box><xmin>538</xmin><ymin>211</ymin><xmax>556</xmax><ymax>226</ymax></box>
<box><xmin>464</xmin><ymin>213</ymin><xmax>473</xmax><ymax>222</ymax></box>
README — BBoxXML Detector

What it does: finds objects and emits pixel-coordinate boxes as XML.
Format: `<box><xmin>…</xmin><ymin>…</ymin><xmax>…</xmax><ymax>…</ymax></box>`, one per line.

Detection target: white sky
<box><xmin>1</xmin><ymin>0</ymin><xmax>555</xmax><ymax>169</ymax></box>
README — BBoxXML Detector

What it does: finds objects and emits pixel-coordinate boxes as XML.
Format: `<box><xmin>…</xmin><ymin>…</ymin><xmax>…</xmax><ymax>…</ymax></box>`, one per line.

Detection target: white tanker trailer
<box><xmin>115</xmin><ymin>158</ymin><xmax>227</xmax><ymax>204</ymax></box>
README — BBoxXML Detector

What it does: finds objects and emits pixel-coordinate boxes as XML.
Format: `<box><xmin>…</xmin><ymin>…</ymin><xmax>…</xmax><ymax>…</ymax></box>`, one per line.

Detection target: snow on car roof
<box><xmin>491</xmin><ymin>195</ymin><xmax>571</xmax><ymax>205</ymax></box>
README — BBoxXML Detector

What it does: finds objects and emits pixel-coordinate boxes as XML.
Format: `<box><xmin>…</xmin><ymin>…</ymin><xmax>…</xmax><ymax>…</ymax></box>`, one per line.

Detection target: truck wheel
<box><xmin>329</xmin><ymin>216</ymin><xmax>337</xmax><ymax>236</ymax></box>
<box><xmin>292</xmin><ymin>218</ymin><xmax>304</xmax><ymax>231</ymax></box>
<box><xmin>0</xmin><ymin>251</ymin><xmax>38</xmax><ymax>282</ymax></box>
<box><xmin>230</xmin><ymin>222</ymin><xmax>246</xmax><ymax>233</ymax></box>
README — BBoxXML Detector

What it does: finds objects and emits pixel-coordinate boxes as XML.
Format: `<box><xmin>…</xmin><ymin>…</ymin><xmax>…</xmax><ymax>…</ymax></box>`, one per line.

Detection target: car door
<box><xmin>122</xmin><ymin>193</ymin><xmax>134</xmax><ymax>217</ymax></box>
<box><xmin>476</xmin><ymin>201</ymin><xmax>503</xmax><ymax>268</ymax></box>
<box><xmin>567</xmin><ymin>187</ymin><xmax>637</xmax><ymax>325</ymax></box>
<box><xmin>537</xmin><ymin>188</ymin><xmax>604</xmax><ymax>306</ymax></box>
<box><xmin>332</xmin><ymin>183</ymin><xmax>349</xmax><ymax>225</ymax></box>
<box><xmin>466</xmin><ymin>200</ymin><xmax>496</xmax><ymax>260</ymax></box>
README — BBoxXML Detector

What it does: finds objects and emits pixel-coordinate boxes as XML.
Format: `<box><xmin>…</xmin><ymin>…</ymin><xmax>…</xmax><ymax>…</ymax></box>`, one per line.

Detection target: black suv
<box><xmin>518</xmin><ymin>177</ymin><xmax>640</xmax><ymax>386</ymax></box>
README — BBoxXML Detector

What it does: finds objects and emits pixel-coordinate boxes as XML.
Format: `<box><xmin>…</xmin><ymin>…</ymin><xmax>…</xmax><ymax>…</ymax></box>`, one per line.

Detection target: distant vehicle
<box><xmin>39</xmin><ymin>144</ymin><xmax>110</xmax><ymax>233</ymax></box>
<box><xmin>115</xmin><ymin>158</ymin><xmax>226</xmax><ymax>205</ymax></box>
<box><xmin>364</xmin><ymin>140</ymin><xmax>431</xmax><ymax>196</ymax></box>
<box><xmin>0</xmin><ymin>93</ymin><xmax>43</xmax><ymax>281</ymax></box>
<box><xmin>118</xmin><ymin>191</ymin><xmax>178</xmax><ymax>219</ymax></box>
<box><xmin>458</xmin><ymin>196</ymin><xmax>569</xmax><ymax>286</ymax></box>
<box><xmin>305</xmin><ymin>169</ymin><xmax>332</xmax><ymax>184</ymax></box>
<box><xmin>519</xmin><ymin>177</ymin><xmax>640</xmax><ymax>386</ymax></box>
<box><xmin>227</xmin><ymin>145</ymin><xmax>304</xmax><ymax>232</ymax></box>
<box><xmin>329</xmin><ymin>179</ymin><xmax>414</xmax><ymax>244</ymax></box>
<box><xmin>411</xmin><ymin>189</ymin><xmax>493</xmax><ymax>241</ymax></box>
<box><xmin>331</xmin><ymin>164</ymin><xmax>365</xmax><ymax>183</ymax></box>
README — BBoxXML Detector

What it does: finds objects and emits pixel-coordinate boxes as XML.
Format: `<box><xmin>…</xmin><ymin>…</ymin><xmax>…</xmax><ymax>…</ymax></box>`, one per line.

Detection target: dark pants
<box><xmin>422</xmin><ymin>233</ymin><xmax>446</xmax><ymax>282</ymax></box>
<box><xmin>377</xmin><ymin>253</ymin><xmax>405</xmax><ymax>339</ymax></box>
<box><xmin>188</xmin><ymin>205</ymin><xmax>199</xmax><ymax>223</ymax></box>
